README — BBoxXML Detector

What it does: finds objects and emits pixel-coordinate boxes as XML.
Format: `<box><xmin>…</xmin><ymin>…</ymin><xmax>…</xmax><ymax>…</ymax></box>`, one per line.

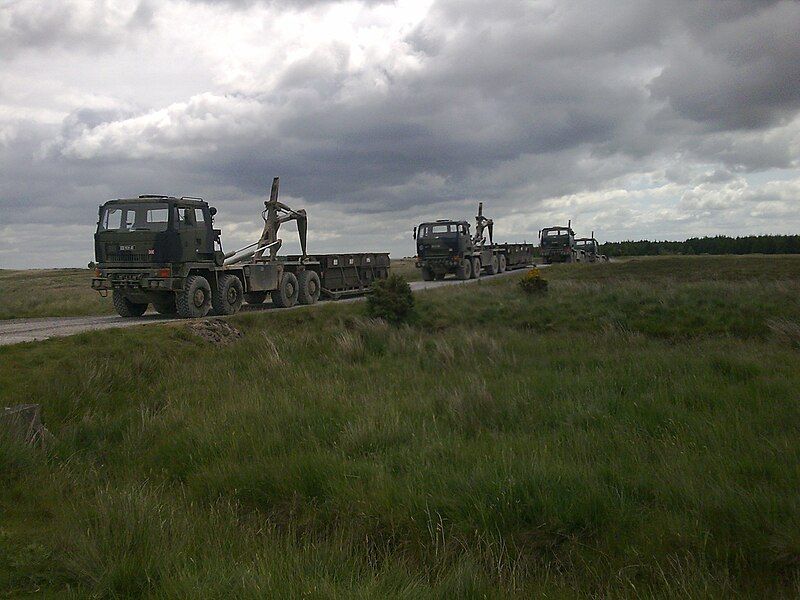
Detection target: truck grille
<box><xmin>105</xmin><ymin>251</ymin><xmax>151</xmax><ymax>263</ymax></box>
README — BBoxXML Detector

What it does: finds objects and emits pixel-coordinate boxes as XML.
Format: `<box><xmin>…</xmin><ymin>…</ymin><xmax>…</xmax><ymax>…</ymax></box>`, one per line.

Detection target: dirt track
<box><xmin>0</xmin><ymin>267</ymin><xmax>539</xmax><ymax>346</ymax></box>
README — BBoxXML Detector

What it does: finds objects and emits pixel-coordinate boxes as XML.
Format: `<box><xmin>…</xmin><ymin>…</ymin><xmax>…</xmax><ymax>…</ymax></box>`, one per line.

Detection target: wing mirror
<box><xmin>413</xmin><ymin>226</ymin><xmax>417</xmax><ymax>240</ymax></box>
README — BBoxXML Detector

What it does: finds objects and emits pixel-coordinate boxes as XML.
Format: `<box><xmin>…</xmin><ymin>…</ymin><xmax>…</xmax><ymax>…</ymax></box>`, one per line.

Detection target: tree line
<box><xmin>599</xmin><ymin>235</ymin><xmax>800</xmax><ymax>257</ymax></box>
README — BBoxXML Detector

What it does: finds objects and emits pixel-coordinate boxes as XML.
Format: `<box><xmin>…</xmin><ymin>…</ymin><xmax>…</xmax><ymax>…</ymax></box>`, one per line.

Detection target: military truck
<box><xmin>92</xmin><ymin>178</ymin><xmax>389</xmax><ymax>318</ymax></box>
<box><xmin>539</xmin><ymin>221</ymin><xmax>585</xmax><ymax>264</ymax></box>
<box><xmin>574</xmin><ymin>232</ymin><xmax>609</xmax><ymax>263</ymax></box>
<box><xmin>413</xmin><ymin>203</ymin><xmax>534</xmax><ymax>280</ymax></box>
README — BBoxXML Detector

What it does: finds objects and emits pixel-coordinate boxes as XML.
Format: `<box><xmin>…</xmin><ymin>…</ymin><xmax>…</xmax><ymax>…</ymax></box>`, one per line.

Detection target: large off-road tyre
<box><xmin>455</xmin><ymin>258</ymin><xmax>471</xmax><ymax>280</ymax></box>
<box><xmin>112</xmin><ymin>291</ymin><xmax>147</xmax><ymax>317</ymax></box>
<box><xmin>498</xmin><ymin>254</ymin><xmax>507</xmax><ymax>273</ymax></box>
<box><xmin>470</xmin><ymin>258</ymin><xmax>481</xmax><ymax>279</ymax></box>
<box><xmin>485</xmin><ymin>255</ymin><xmax>499</xmax><ymax>276</ymax></box>
<box><xmin>176</xmin><ymin>275</ymin><xmax>212</xmax><ymax>318</ymax></box>
<box><xmin>152</xmin><ymin>294</ymin><xmax>177</xmax><ymax>315</ymax></box>
<box><xmin>434</xmin><ymin>273</ymin><xmax>446</xmax><ymax>281</ymax></box>
<box><xmin>271</xmin><ymin>272</ymin><xmax>299</xmax><ymax>308</ymax></box>
<box><xmin>212</xmin><ymin>274</ymin><xmax>244</xmax><ymax>316</ymax></box>
<box><xmin>421</xmin><ymin>267</ymin><xmax>435</xmax><ymax>281</ymax></box>
<box><xmin>244</xmin><ymin>291</ymin><xmax>268</xmax><ymax>305</ymax></box>
<box><xmin>297</xmin><ymin>270</ymin><xmax>321</xmax><ymax>305</ymax></box>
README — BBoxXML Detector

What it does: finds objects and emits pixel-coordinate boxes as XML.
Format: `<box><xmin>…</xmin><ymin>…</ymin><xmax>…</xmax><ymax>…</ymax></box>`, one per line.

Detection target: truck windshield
<box><xmin>419</xmin><ymin>223</ymin><xmax>461</xmax><ymax>237</ymax></box>
<box><xmin>99</xmin><ymin>203</ymin><xmax>171</xmax><ymax>232</ymax></box>
<box><xmin>543</xmin><ymin>228</ymin><xmax>570</xmax><ymax>238</ymax></box>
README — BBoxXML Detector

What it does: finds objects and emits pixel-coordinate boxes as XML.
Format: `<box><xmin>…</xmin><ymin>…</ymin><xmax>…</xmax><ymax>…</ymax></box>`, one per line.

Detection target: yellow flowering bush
<box><xmin>518</xmin><ymin>267</ymin><xmax>548</xmax><ymax>294</ymax></box>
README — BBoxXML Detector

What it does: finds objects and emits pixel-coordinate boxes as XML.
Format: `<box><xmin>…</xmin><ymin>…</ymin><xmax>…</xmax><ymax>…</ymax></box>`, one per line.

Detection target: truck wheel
<box><xmin>297</xmin><ymin>270</ymin><xmax>321</xmax><ymax>305</ymax></box>
<box><xmin>455</xmin><ymin>258</ymin><xmax>471</xmax><ymax>280</ymax></box>
<box><xmin>112</xmin><ymin>291</ymin><xmax>147</xmax><ymax>317</ymax></box>
<box><xmin>421</xmin><ymin>267</ymin><xmax>435</xmax><ymax>281</ymax></box>
<box><xmin>271</xmin><ymin>272</ymin><xmax>299</xmax><ymax>308</ymax></box>
<box><xmin>485</xmin><ymin>255</ymin><xmax>499</xmax><ymax>276</ymax></box>
<box><xmin>244</xmin><ymin>291</ymin><xmax>268</xmax><ymax>304</ymax></box>
<box><xmin>470</xmin><ymin>258</ymin><xmax>481</xmax><ymax>279</ymax></box>
<box><xmin>152</xmin><ymin>295</ymin><xmax>177</xmax><ymax>315</ymax></box>
<box><xmin>176</xmin><ymin>275</ymin><xmax>212</xmax><ymax>318</ymax></box>
<box><xmin>498</xmin><ymin>254</ymin><xmax>507</xmax><ymax>273</ymax></box>
<box><xmin>212</xmin><ymin>274</ymin><xmax>244</xmax><ymax>316</ymax></box>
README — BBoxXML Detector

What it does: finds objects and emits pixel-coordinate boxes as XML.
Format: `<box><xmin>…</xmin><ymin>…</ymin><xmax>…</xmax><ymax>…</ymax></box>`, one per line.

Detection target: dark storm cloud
<box><xmin>2</xmin><ymin>0</ymin><xmax>800</xmax><ymax>267</ymax></box>
<box><xmin>650</xmin><ymin>1</ymin><xmax>800</xmax><ymax>130</ymax></box>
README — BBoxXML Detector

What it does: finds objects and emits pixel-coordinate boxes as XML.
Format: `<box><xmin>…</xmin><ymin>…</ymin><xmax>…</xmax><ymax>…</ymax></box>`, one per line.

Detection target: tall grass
<box><xmin>1</xmin><ymin>255</ymin><xmax>799</xmax><ymax>597</ymax></box>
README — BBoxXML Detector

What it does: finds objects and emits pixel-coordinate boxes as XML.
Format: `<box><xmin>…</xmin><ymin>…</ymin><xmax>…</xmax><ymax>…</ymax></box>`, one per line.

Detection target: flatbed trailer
<box><xmin>489</xmin><ymin>243</ymin><xmax>535</xmax><ymax>271</ymax></box>
<box><xmin>91</xmin><ymin>178</ymin><xmax>390</xmax><ymax>318</ymax></box>
<box><xmin>283</xmin><ymin>253</ymin><xmax>390</xmax><ymax>298</ymax></box>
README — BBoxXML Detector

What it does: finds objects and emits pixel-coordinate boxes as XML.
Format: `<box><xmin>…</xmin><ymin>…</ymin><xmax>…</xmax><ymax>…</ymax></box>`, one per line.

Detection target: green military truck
<box><xmin>92</xmin><ymin>178</ymin><xmax>389</xmax><ymax>318</ymax></box>
<box><xmin>574</xmin><ymin>232</ymin><xmax>609</xmax><ymax>263</ymax></box>
<box><xmin>413</xmin><ymin>203</ymin><xmax>534</xmax><ymax>280</ymax></box>
<box><xmin>539</xmin><ymin>221</ymin><xmax>586</xmax><ymax>264</ymax></box>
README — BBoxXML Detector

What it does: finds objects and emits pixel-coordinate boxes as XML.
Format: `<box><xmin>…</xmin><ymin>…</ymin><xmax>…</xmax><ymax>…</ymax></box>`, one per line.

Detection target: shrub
<box><xmin>519</xmin><ymin>267</ymin><xmax>548</xmax><ymax>294</ymax></box>
<box><xmin>366</xmin><ymin>274</ymin><xmax>414</xmax><ymax>324</ymax></box>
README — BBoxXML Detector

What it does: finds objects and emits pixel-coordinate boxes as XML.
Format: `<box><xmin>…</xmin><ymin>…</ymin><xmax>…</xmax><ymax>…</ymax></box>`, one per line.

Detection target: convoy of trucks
<box><xmin>91</xmin><ymin>177</ymin><xmax>608</xmax><ymax>318</ymax></box>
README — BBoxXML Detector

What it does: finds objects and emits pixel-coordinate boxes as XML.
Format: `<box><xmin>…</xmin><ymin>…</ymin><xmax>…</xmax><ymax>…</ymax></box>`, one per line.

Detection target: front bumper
<box><xmin>416</xmin><ymin>256</ymin><xmax>460</xmax><ymax>268</ymax></box>
<box><xmin>92</xmin><ymin>274</ymin><xmax>182</xmax><ymax>291</ymax></box>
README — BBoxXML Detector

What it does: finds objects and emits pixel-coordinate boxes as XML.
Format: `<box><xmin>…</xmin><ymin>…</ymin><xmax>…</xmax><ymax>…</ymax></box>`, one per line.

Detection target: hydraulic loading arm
<box><xmin>256</xmin><ymin>177</ymin><xmax>308</xmax><ymax>261</ymax></box>
<box><xmin>473</xmin><ymin>202</ymin><xmax>493</xmax><ymax>246</ymax></box>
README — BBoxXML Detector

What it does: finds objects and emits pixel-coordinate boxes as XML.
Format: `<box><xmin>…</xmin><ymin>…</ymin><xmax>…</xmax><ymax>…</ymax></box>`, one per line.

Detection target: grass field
<box><xmin>2</xmin><ymin>255</ymin><xmax>800</xmax><ymax>597</ymax></box>
<box><xmin>0</xmin><ymin>260</ymin><xmax>422</xmax><ymax>320</ymax></box>
<box><xmin>0</xmin><ymin>269</ymin><xmax>110</xmax><ymax>320</ymax></box>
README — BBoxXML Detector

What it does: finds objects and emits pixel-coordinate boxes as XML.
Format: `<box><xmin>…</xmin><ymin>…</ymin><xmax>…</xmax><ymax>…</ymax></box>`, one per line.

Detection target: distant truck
<box><xmin>574</xmin><ymin>232</ymin><xmax>609</xmax><ymax>263</ymax></box>
<box><xmin>539</xmin><ymin>221</ymin><xmax>585</xmax><ymax>264</ymax></box>
<box><xmin>92</xmin><ymin>178</ymin><xmax>389</xmax><ymax>318</ymax></box>
<box><xmin>413</xmin><ymin>203</ymin><xmax>534</xmax><ymax>280</ymax></box>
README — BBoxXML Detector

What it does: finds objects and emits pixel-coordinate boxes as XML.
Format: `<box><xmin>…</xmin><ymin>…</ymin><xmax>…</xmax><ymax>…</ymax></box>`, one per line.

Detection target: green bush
<box><xmin>366</xmin><ymin>274</ymin><xmax>414</xmax><ymax>324</ymax></box>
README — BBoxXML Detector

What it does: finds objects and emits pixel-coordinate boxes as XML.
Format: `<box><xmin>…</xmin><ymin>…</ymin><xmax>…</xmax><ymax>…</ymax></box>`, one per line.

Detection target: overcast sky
<box><xmin>1</xmin><ymin>0</ymin><xmax>799</xmax><ymax>268</ymax></box>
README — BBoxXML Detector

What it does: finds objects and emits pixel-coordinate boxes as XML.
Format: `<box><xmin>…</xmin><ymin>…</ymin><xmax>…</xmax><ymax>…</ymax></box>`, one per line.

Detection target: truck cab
<box><xmin>92</xmin><ymin>195</ymin><xmax>224</xmax><ymax>316</ymax></box>
<box><xmin>414</xmin><ymin>220</ymin><xmax>475</xmax><ymax>280</ymax></box>
<box><xmin>574</xmin><ymin>236</ymin><xmax>609</xmax><ymax>263</ymax></box>
<box><xmin>94</xmin><ymin>195</ymin><xmax>220</xmax><ymax>264</ymax></box>
<box><xmin>540</xmin><ymin>224</ymin><xmax>581</xmax><ymax>263</ymax></box>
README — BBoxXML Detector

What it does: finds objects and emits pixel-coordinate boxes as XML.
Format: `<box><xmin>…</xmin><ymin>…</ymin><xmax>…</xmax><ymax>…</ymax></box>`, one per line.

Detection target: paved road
<box><xmin>0</xmin><ymin>267</ymin><xmax>538</xmax><ymax>347</ymax></box>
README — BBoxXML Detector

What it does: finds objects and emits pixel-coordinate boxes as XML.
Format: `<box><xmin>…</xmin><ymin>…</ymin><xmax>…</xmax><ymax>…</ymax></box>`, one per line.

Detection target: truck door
<box><xmin>193</xmin><ymin>208</ymin><xmax>214</xmax><ymax>258</ymax></box>
<box><xmin>177</xmin><ymin>206</ymin><xmax>212</xmax><ymax>259</ymax></box>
